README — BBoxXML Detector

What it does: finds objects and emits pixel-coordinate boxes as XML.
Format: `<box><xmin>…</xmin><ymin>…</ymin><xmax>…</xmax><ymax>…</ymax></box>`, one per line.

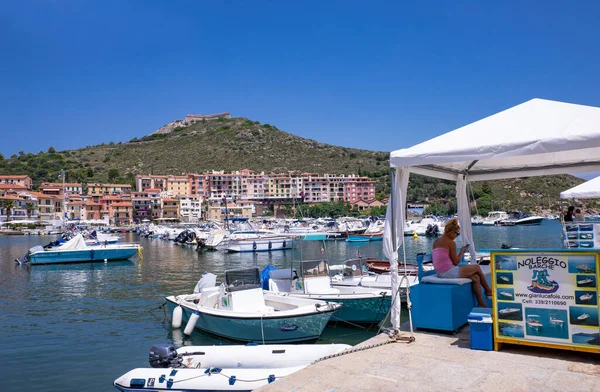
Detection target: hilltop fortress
<box><xmin>153</xmin><ymin>112</ymin><xmax>231</xmax><ymax>135</ymax></box>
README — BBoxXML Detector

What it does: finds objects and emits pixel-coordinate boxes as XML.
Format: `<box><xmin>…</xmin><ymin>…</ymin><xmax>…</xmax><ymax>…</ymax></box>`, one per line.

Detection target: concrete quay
<box><xmin>258</xmin><ymin>325</ymin><xmax>600</xmax><ymax>392</ymax></box>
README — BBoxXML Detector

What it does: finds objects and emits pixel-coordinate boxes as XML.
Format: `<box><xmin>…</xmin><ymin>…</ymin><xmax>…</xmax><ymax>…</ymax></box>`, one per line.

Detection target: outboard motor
<box><xmin>15</xmin><ymin>245</ymin><xmax>44</xmax><ymax>264</ymax></box>
<box><xmin>149</xmin><ymin>344</ymin><xmax>182</xmax><ymax>368</ymax></box>
<box><xmin>425</xmin><ymin>224</ymin><xmax>440</xmax><ymax>237</ymax></box>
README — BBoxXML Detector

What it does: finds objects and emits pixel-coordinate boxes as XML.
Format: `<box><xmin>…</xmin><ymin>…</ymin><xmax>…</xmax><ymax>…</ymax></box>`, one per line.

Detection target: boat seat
<box><xmin>304</xmin><ymin>276</ymin><xmax>335</xmax><ymax>294</ymax></box>
<box><xmin>269</xmin><ymin>278</ymin><xmax>292</xmax><ymax>293</ymax></box>
<box><xmin>421</xmin><ymin>275</ymin><xmax>472</xmax><ymax>285</ymax></box>
<box><xmin>411</xmin><ymin>253</ymin><xmax>488</xmax><ymax>332</ymax></box>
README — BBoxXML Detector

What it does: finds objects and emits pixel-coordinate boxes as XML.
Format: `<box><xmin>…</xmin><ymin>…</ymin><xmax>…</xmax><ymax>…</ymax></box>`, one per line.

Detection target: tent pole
<box><xmin>389</xmin><ymin>167</ymin><xmax>401</xmax><ymax>332</ymax></box>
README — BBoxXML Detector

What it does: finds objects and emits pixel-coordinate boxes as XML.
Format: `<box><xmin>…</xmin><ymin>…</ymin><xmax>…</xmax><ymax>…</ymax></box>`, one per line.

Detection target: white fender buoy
<box><xmin>172</xmin><ymin>305</ymin><xmax>183</xmax><ymax>329</ymax></box>
<box><xmin>184</xmin><ymin>311</ymin><xmax>200</xmax><ymax>335</ymax></box>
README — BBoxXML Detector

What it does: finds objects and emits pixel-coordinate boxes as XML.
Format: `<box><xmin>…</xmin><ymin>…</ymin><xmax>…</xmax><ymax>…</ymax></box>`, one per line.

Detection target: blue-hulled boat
<box><xmin>265</xmin><ymin>261</ymin><xmax>392</xmax><ymax>324</ymax></box>
<box><xmin>346</xmin><ymin>233</ymin><xmax>383</xmax><ymax>242</ymax></box>
<box><xmin>24</xmin><ymin>234</ymin><xmax>141</xmax><ymax>265</ymax></box>
<box><xmin>166</xmin><ymin>268</ymin><xmax>340</xmax><ymax>343</ymax></box>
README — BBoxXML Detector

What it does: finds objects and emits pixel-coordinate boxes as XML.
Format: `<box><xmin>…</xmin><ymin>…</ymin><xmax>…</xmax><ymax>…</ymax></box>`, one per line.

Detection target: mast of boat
<box><xmin>60</xmin><ymin>169</ymin><xmax>67</xmax><ymax>227</ymax></box>
<box><xmin>297</xmin><ymin>236</ymin><xmax>306</xmax><ymax>294</ymax></box>
<box><xmin>222</xmin><ymin>196</ymin><xmax>229</xmax><ymax>230</ymax></box>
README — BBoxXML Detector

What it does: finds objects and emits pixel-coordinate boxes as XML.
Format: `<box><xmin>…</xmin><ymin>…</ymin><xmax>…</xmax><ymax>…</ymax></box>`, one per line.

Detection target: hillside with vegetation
<box><xmin>0</xmin><ymin>116</ymin><xmax>594</xmax><ymax>215</ymax></box>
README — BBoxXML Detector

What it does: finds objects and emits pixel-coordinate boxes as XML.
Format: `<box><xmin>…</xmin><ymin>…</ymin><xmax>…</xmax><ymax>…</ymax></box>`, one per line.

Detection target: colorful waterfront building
<box><xmin>136</xmin><ymin>175</ymin><xmax>168</xmax><ymax>192</ymax></box>
<box><xmin>39</xmin><ymin>182</ymin><xmax>83</xmax><ymax>195</ymax></box>
<box><xmin>161</xmin><ymin>198</ymin><xmax>179</xmax><ymax>219</ymax></box>
<box><xmin>87</xmin><ymin>183</ymin><xmax>133</xmax><ymax>196</ymax></box>
<box><xmin>166</xmin><ymin>176</ymin><xmax>190</xmax><ymax>197</ymax></box>
<box><xmin>0</xmin><ymin>175</ymin><xmax>32</xmax><ymax>190</ymax></box>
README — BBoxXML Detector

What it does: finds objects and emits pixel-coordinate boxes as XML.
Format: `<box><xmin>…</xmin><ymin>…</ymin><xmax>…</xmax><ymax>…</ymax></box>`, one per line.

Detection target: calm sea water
<box><xmin>0</xmin><ymin>220</ymin><xmax>563</xmax><ymax>391</ymax></box>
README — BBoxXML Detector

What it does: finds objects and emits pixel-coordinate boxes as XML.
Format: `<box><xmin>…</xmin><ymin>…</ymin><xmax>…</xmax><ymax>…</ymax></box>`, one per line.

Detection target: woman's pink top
<box><xmin>432</xmin><ymin>247</ymin><xmax>454</xmax><ymax>274</ymax></box>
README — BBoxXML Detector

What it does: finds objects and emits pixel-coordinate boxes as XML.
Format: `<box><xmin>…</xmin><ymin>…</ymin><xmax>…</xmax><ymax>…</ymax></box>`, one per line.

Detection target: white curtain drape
<box><xmin>383</xmin><ymin>167</ymin><xmax>410</xmax><ymax>330</ymax></box>
<box><xmin>456</xmin><ymin>175</ymin><xmax>476</xmax><ymax>261</ymax></box>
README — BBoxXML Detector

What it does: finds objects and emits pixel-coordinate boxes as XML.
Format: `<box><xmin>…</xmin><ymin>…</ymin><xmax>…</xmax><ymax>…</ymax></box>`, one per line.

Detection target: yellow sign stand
<box><xmin>491</xmin><ymin>250</ymin><xmax>600</xmax><ymax>354</ymax></box>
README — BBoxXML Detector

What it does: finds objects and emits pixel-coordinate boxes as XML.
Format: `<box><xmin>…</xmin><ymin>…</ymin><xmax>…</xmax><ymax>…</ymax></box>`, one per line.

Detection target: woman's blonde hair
<box><xmin>444</xmin><ymin>217</ymin><xmax>460</xmax><ymax>235</ymax></box>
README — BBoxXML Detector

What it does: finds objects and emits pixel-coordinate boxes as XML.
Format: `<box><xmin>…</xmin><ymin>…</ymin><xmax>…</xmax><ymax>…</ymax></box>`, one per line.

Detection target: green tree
<box><xmin>423</xmin><ymin>201</ymin><xmax>447</xmax><ymax>216</ymax></box>
<box><xmin>48</xmin><ymin>146</ymin><xmax>56</xmax><ymax>153</ymax></box>
<box><xmin>2</xmin><ymin>199</ymin><xmax>15</xmax><ymax>222</ymax></box>
<box><xmin>86</xmin><ymin>168</ymin><xmax>94</xmax><ymax>177</ymax></box>
<box><xmin>24</xmin><ymin>203</ymin><xmax>36</xmax><ymax>219</ymax></box>
<box><xmin>108</xmin><ymin>168</ymin><xmax>119</xmax><ymax>181</ymax></box>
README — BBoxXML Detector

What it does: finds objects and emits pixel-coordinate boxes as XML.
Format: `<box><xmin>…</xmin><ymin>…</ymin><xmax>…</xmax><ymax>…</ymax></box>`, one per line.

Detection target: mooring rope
<box><xmin>310</xmin><ymin>333</ymin><xmax>414</xmax><ymax>365</ymax></box>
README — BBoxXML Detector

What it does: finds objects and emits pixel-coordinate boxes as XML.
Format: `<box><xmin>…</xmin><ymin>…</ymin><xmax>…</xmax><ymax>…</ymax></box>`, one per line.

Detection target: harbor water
<box><xmin>0</xmin><ymin>220</ymin><xmax>564</xmax><ymax>391</ymax></box>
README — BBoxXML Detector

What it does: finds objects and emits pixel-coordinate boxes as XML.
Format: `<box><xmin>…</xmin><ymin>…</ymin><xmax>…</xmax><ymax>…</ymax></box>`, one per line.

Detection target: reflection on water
<box><xmin>0</xmin><ymin>220</ymin><xmax>563</xmax><ymax>391</ymax></box>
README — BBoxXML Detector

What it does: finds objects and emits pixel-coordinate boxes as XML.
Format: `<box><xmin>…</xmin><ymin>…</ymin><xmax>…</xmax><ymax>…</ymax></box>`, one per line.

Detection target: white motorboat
<box><xmin>578</xmin><ymin>278</ymin><xmax>594</xmax><ymax>285</ymax></box>
<box><xmin>499</xmin><ymin>308</ymin><xmax>520</xmax><ymax>315</ymax></box>
<box><xmin>482</xmin><ymin>211</ymin><xmax>509</xmax><ymax>226</ymax></box>
<box><xmin>527</xmin><ymin>316</ymin><xmax>543</xmax><ymax>328</ymax></box>
<box><xmin>166</xmin><ymin>268</ymin><xmax>339</xmax><ymax>343</ymax></box>
<box><xmin>499</xmin><ymin>211</ymin><xmax>544</xmax><ymax>226</ymax></box>
<box><xmin>471</xmin><ymin>215</ymin><xmax>485</xmax><ymax>226</ymax></box>
<box><xmin>114</xmin><ymin>343</ymin><xmax>350</xmax><ymax>391</ymax></box>
<box><xmin>265</xmin><ymin>260</ymin><xmax>392</xmax><ymax>324</ymax></box>
<box><xmin>204</xmin><ymin>229</ymin><xmax>229</xmax><ymax>250</ymax></box>
<box><xmin>219</xmin><ymin>230</ymin><xmax>296</xmax><ymax>252</ymax></box>
<box><xmin>549</xmin><ymin>316</ymin><xmax>564</xmax><ymax>325</ymax></box>
<box><xmin>499</xmin><ymin>291</ymin><xmax>513</xmax><ymax>298</ymax></box>
<box><xmin>404</xmin><ymin>216</ymin><xmax>444</xmax><ymax>236</ymax></box>
<box><xmin>580</xmin><ymin>293</ymin><xmax>594</xmax><ymax>301</ymax></box>
<box><xmin>499</xmin><ymin>276</ymin><xmax>510</xmax><ymax>282</ymax></box>
<box><xmin>18</xmin><ymin>234</ymin><xmax>140</xmax><ymax>265</ymax></box>
<box><xmin>576</xmin><ymin>264</ymin><xmax>593</xmax><ymax>272</ymax></box>
<box><xmin>226</xmin><ymin>235</ymin><xmax>296</xmax><ymax>252</ymax></box>
<box><xmin>577</xmin><ymin>313</ymin><xmax>590</xmax><ymax>321</ymax></box>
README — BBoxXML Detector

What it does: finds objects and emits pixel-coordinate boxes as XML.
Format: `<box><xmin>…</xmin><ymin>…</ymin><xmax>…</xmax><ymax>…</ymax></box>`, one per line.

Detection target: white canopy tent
<box><xmin>560</xmin><ymin>176</ymin><xmax>600</xmax><ymax>199</ymax></box>
<box><xmin>384</xmin><ymin>98</ymin><xmax>600</xmax><ymax>333</ymax></box>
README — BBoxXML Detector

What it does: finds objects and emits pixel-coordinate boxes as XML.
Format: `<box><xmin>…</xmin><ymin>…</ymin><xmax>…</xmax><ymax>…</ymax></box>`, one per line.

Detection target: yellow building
<box><xmin>86</xmin><ymin>183</ymin><xmax>132</xmax><ymax>196</ymax></box>
<box><xmin>166</xmin><ymin>176</ymin><xmax>190</xmax><ymax>197</ymax></box>
<box><xmin>208</xmin><ymin>203</ymin><xmax>253</xmax><ymax>220</ymax></box>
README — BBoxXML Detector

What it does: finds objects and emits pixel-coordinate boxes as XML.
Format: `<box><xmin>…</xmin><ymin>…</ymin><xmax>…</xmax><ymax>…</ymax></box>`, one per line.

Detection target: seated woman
<box><xmin>432</xmin><ymin>217</ymin><xmax>492</xmax><ymax>307</ymax></box>
<box><xmin>575</xmin><ymin>208</ymin><xmax>585</xmax><ymax>222</ymax></box>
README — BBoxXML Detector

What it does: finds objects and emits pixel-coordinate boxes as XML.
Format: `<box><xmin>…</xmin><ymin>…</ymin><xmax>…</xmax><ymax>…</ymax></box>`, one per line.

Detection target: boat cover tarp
<box><xmin>384</xmin><ymin>98</ymin><xmax>600</xmax><ymax>331</ymax></box>
<box><xmin>59</xmin><ymin>234</ymin><xmax>88</xmax><ymax>250</ymax></box>
<box><xmin>560</xmin><ymin>175</ymin><xmax>600</xmax><ymax>199</ymax></box>
<box><xmin>194</xmin><ymin>272</ymin><xmax>217</xmax><ymax>293</ymax></box>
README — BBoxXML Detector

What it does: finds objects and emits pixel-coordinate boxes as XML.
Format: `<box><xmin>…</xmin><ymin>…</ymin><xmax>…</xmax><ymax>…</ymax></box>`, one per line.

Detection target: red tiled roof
<box><xmin>0</xmin><ymin>175</ymin><xmax>30</xmax><ymax>179</ymax></box>
<box><xmin>0</xmin><ymin>184</ymin><xmax>27</xmax><ymax>189</ymax></box>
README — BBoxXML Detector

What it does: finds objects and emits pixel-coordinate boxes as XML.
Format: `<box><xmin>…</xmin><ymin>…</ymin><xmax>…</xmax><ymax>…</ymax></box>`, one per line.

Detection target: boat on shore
<box><xmin>167</xmin><ymin>268</ymin><xmax>339</xmax><ymax>343</ymax></box>
<box><xmin>114</xmin><ymin>343</ymin><xmax>350</xmax><ymax>392</ymax></box>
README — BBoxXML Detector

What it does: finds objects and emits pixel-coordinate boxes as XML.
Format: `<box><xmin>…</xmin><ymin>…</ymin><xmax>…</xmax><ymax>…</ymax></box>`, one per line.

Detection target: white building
<box><xmin>179</xmin><ymin>196</ymin><xmax>203</xmax><ymax>222</ymax></box>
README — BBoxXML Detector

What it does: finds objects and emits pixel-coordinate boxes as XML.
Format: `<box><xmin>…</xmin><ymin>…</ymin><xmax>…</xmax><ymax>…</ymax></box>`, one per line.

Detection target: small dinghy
<box><xmin>167</xmin><ymin>268</ymin><xmax>340</xmax><ymax>343</ymax></box>
<box><xmin>114</xmin><ymin>342</ymin><xmax>350</xmax><ymax>391</ymax></box>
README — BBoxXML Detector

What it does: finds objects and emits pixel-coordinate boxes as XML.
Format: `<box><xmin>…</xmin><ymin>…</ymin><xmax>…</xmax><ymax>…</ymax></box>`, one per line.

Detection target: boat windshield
<box><xmin>301</xmin><ymin>260</ymin><xmax>329</xmax><ymax>278</ymax></box>
<box><xmin>343</xmin><ymin>258</ymin><xmax>364</xmax><ymax>277</ymax></box>
<box><xmin>224</xmin><ymin>268</ymin><xmax>261</xmax><ymax>292</ymax></box>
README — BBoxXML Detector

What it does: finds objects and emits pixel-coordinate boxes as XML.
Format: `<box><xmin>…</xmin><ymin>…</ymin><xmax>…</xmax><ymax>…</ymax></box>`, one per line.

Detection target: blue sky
<box><xmin>2</xmin><ymin>1</ymin><xmax>600</xmax><ymax>160</ymax></box>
